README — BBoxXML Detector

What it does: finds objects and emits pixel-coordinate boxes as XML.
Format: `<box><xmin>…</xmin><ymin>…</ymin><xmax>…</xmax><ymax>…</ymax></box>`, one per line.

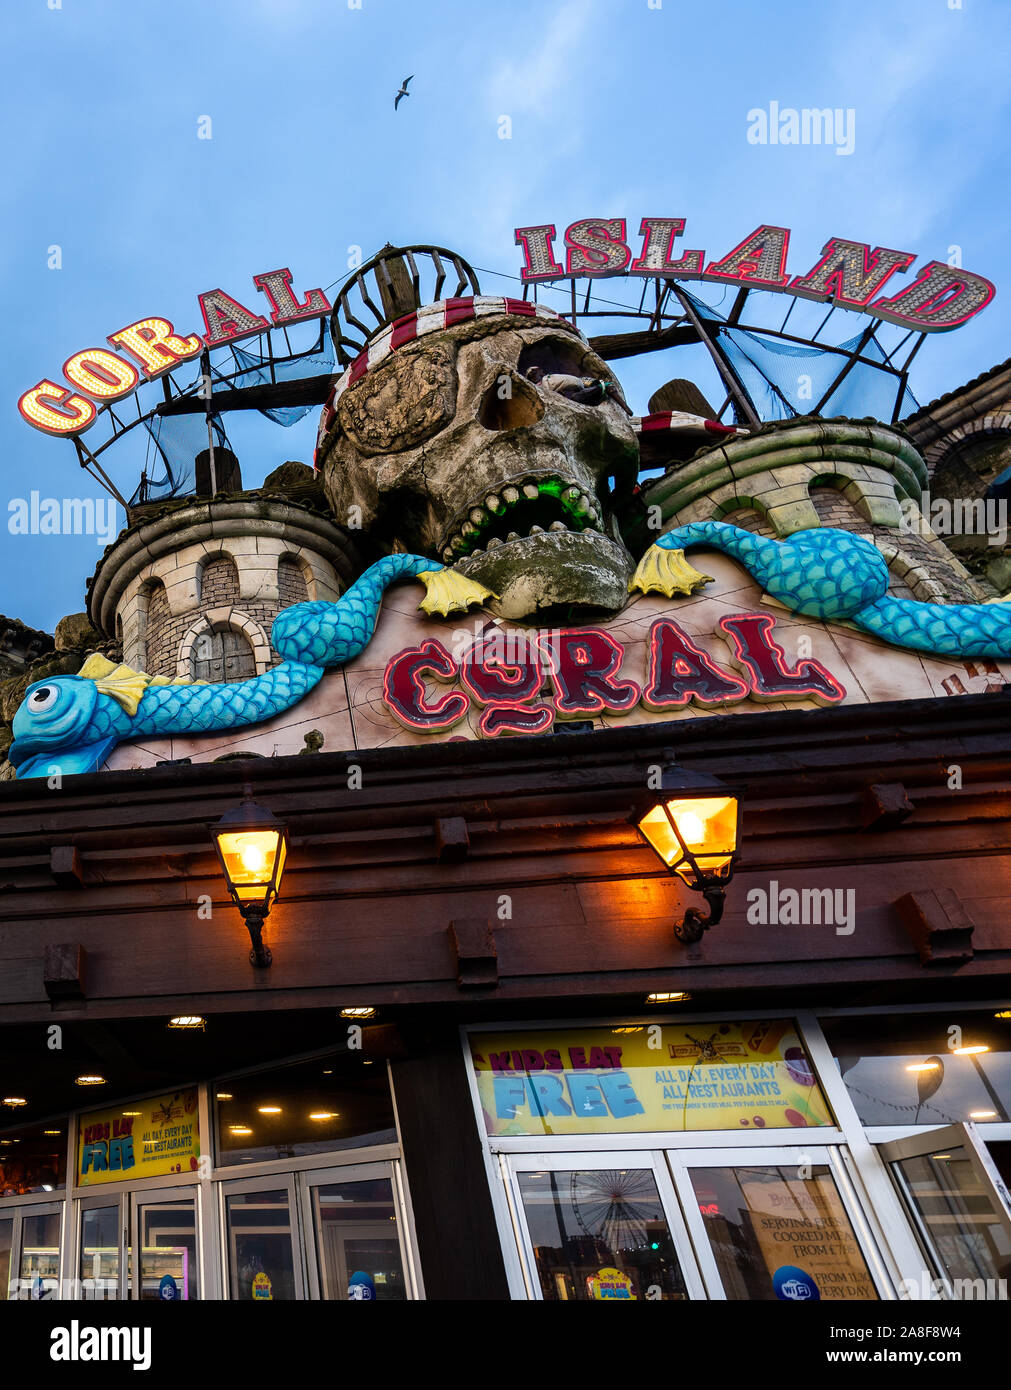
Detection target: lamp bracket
<box><xmin>674</xmin><ymin>885</ymin><xmax>726</xmax><ymax>945</ymax></box>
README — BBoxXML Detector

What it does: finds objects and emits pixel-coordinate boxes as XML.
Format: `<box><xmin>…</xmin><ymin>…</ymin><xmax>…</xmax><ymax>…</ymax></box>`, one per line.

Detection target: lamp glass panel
<box><xmin>638</xmin><ymin>795</ymin><xmax>737</xmax><ymax>882</ymax></box>
<box><xmin>216</xmin><ymin>829</ymin><xmax>285</xmax><ymax>902</ymax></box>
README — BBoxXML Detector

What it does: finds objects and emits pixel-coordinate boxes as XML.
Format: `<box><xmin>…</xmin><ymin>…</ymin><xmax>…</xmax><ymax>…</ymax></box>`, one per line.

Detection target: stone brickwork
<box><xmin>904</xmin><ymin>368</ymin><xmax>1011</xmax><ymax>595</ymax></box>
<box><xmin>640</xmin><ymin>420</ymin><xmax>984</xmax><ymax>606</ymax></box>
<box><xmin>88</xmin><ymin>497</ymin><xmax>361</xmax><ymax>682</ymax></box>
<box><xmin>198</xmin><ymin>555</ymin><xmax>241</xmax><ymax>608</ymax></box>
<box><xmin>718</xmin><ymin>506</ymin><xmax>777</xmax><ymax>537</ymax></box>
<box><xmin>278</xmin><ymin>556</ymin><xmax>310</xmax><ymax>608</ymax></box>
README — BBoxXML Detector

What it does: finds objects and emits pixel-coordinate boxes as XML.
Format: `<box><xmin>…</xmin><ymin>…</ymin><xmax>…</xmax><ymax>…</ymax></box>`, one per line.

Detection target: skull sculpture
<box><xmin>316</xmin><ymin>301</ymin><xmax>640</xmax><ymax>622</ymax></box>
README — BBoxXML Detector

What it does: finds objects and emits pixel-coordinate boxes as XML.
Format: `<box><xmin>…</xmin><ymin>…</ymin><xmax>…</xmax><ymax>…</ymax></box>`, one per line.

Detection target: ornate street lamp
<box><xmin>634</xmin><ymin>764</ymin><xmax>741</xmax><ymax>944</ymax></box>
<box><xmin>211</xmin><ymin>795</ymin><xmax>288</xmax><ymax>967</ymax></box>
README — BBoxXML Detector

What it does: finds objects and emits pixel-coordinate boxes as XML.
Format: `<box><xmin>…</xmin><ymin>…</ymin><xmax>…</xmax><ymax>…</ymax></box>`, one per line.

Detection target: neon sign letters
<box><xmin>514</xmin><ymin>219</ymin><xmax>994</xmax><ymax>333</ymax></box>
<box><xmin>17</xmin><ymin>268</ymin><xmax>331</xmax><ymax>438</ymax></box>
<box><xmin>383</xmin><ymin>613</ymin><xmax>846</xmax><ymax>736</ymax></box>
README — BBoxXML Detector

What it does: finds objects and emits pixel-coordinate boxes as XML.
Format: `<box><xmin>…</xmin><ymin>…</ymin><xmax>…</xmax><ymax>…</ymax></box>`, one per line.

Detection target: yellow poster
<box><xmin>470</xmin><ymin>1021</ymin><xmax>832</xmax><ymax>1136</ymax></box>
<box><xmin>587</xmin><ymin>1267</ymin><xmax>636</xmax><ymax>1300</ymax></box>
<box><xmin>740</xmin><ymin>1173</ymin><xmax>878</xmax><ymax>1301</ymax></box>
<box><xmin>77</xmin><ymin>1088</ymin><xmax>200</xmax><ymax>1186</ymax></box>
<box><xmin>252</xmin><ymin>1272</ymin><xmax>273</xmax><ymax>1301</ymax></box>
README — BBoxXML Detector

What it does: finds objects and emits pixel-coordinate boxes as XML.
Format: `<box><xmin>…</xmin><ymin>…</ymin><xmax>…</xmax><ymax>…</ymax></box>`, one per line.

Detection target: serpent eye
<box><xmin>28</xmin><ymin>686</ymin><xmax>58</xmax><ymax>712</ymax></box>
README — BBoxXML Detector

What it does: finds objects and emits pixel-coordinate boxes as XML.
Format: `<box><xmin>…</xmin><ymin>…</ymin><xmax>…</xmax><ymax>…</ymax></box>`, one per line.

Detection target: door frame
<box><xmin>877</xmin><ymin>1121</ymin><xmax>1011</xmax><ymax>1295</ymax></box>
<box><xmin>129</xmin><ymin>1184</ymin><xmax>202</xmax><ymax>1301</ymax></box>
<box><xmin>502</xmin><ymin>1148</ymin><xmax>710</xmax><ymax>1301</ymax></box>
<box><xmin>75</xmin><ymin>1190</ymin><xmax>128</xmax><ymax>1300</ymax></box>
<box><xmin>6</xmin><ymin>1198</ymin><xmax>64</xmax><ymax>1300</ymax></box>
<box><xmin>298</xmin><ymin>1159</ymin><xmax>418</xmax><ymax>1300</ymax></box>
<box><xmin>218</xmin><ymin>1172</ymin><xmax>306</xmax><ymax>1301</ymax></box>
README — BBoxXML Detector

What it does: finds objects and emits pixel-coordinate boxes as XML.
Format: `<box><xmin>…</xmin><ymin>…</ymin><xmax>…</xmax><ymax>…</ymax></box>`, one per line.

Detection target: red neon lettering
<box><xmin>718</xmin><ymin>613</ymin><xmax>846</xmax><ymax>703</ymax></box>
<box><xmin>643</xmin><ymin>618</ymin><xmax>750</xmax><ymax>709</ymax></box>
<box><xmin>197</xmin><ymin>287</ymin><xmax>269</xmax><ymax>346</ymax></box>
<box><xmin>564</xmin><ymin>218</ymin><xmax>631</xmax><ymax>275</ymax></box>
<box><xmin>629</xmin><ymin>216</ymin><xmax>704</xmax><ymax>277</ymax></box>
<box><xmin>382</xmin><ymin>639</ymin><xmax>469</xmax><ymax>731</ymax></box>
<box><xmin>538</xmin><ymin>630</ymin><xmax>640</xmax><ymax>716</ymax></box>
<box><xmin>459</xmin><ymin>633</ymin><xmax>554</xmax><ymax>737</ymax></box>
<box><xmin>253</xmin><ymin>268</ymin><xmax>332</xmax><ymax>326</ymax></box>
<box><xmin>514</xmin><ymin>224</ymin><xmax>564</xmax><ymax>281</ymax></box>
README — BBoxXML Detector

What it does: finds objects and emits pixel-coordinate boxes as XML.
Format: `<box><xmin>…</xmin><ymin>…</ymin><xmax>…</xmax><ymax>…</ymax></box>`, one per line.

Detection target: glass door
<box><xmin>668</xmin><ymin>1146</ymin><xmax>886</xmax><ymax>1301</ymax></box>
<box><xmin>78</xmin><ymin>1193</ymin><xmax>128</xmax><ymax>1300</ymax></box>
<box><xmin>0</xmin><ymin>1215</ymin><xmax>12</xmax><ymax>1300</ymax></box>
<box><xmin>878</xmin><ymin>1122</ymin><xmax>1011</xmax><ymax>1297</ymax></box>
<box><xmin>300</xmin><ymin>1162</ymin><xmax>413</xmax><ymax>1300</ymax></box>
<box><xmin>221</xmin><ymin>1176</ymin><xmax>304</xmax><ymax>1301</ymax></box>
<box><xmin>130</xmin><ymin>1187</ymin><xmax>200</xmax><ymax>1300</ymax></box>
<box><xmin>505</xmin><ymin>1152</ymin><xmax>708</xmax><ymax>1300</ymax></box>
<box><xmin>5</xmin><ymin>1202</ymin><xmax>62</xmax><ymax>1299</ymax></box>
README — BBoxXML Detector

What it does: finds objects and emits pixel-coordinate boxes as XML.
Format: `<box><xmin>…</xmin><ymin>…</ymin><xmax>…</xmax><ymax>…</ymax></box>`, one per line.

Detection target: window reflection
<box><xmin>518</xmin><ymin>1168</ymin><xmax>690</xmax><ymax>1300</ymax></box>
<box><xmin>216</xmin><ymin>1053</ymin><xmax>396</xmax><ymax>1167</ymax></box>
<box><xmin>226</xmin><ymin>1191</ymin><xmax>296</xmax><ymax>1301</ymax></box>
<box><xmin>0</xmin><ymin>1123</ymin><xmax>66</xmax><ymax>1195</ymax></box>
<box><xmin>80</xmin><ymin>1205</ymin><xmax>119</xmax><ymax>1299</ymax></box>
<box><xmin>138</xmin><ymin>1200</ymin><xmax>199</xmax><ymax>1300</ymax></box>
<box><xmin>312</xmin><ymin>1178</ymin><xmax>406</xmax><ymax>1300</ymax></box>
<box><xmin>21</xmin><ymin>1210</ymin><xmax>60</xmax><ymax>1299</ymax></box>
<box><xmin>821</xmin><ymin>1016</ymin><xmax>1011</xmax><ymax>1126</ymax></box>
<box><xmin>690</xmin><ymin>1166</ymin><xmax>877</xmax><ymax>1301</ymax></box>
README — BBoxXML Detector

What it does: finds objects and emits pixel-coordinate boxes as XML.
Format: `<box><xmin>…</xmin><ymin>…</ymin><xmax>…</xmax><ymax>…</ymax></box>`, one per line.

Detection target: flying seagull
<box><xmin>395</xmin><ymin>75</ymin><xmax>413</xmax><ymax>109</ymax></box>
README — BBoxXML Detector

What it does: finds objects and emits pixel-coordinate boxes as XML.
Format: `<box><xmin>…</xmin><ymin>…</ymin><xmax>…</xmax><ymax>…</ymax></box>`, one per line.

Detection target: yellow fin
<box><xmin>76</xmin><ymin>654</ymin><xmax>209</xmax><ymax>714</ymax></box>
<box><xmin>79</xmin><ymin>659</ymin><xmax>154</xmax><ymax>716</ymax></box>
<box><xmin>77</xmin><ymin>654</ymin><xmax>120</xmax><ymax>681</ymax></box>
<box><xmin>629</xmin><ymin>545</ymin><xmax>714</xmax><ymax>599</ymax></box>
<box><xmin>418</xmin><ymin>568</ymin><xmax>498</xmax><ymax>617</ymax></box>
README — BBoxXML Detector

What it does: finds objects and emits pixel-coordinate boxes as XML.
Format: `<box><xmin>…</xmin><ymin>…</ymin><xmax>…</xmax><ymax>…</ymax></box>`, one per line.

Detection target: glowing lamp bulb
<box><xmin>239</xmin><ymin>839</ymin><xmax>266</xmax><ymax>874</ymax></box>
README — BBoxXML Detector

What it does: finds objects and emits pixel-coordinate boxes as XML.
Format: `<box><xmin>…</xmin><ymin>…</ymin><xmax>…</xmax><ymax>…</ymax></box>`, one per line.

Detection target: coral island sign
<box><xmin>383</xmin><ymin>611</ymin><xmax>846</xmax><ymax>737</ymax></box>
<box><xmin>514</xmin><ymin>218</ymin><xmax>994</xmax><ymax>332</ymax></box>
<box><xmin>18</xmin><ymin>219</ymin><xmax>996</xmax><ymax>439</ymax></box>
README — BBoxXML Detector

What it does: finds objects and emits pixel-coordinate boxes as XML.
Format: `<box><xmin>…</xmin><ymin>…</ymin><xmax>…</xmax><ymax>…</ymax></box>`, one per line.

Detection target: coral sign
<box><xmin>17</xmin><ymin>267</ymin><xmax>331</xmax><ymax>438</ymax></box>
<box><xmin>383</xmin><ymin>612</ymin><xmax>845</xmax><ymax>736</ymax></box>
<box><xmin>514</xmin><ymin>219</ymin><xmax>994</xmax><ymax>332</ymax></box>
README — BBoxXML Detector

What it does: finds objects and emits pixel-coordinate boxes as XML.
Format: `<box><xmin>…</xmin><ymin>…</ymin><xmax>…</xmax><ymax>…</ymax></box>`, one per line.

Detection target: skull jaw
<box><xmin>453</xmin><ymin>530</ymin><xmax>633</xmax><ymax>623</ymax></box>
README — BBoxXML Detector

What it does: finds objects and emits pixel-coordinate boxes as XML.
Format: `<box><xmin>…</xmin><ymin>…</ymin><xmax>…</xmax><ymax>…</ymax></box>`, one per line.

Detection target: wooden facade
<box><xmin>1</xmin><ymin>691</ymin><xmax>1009</xmax><ymax>1298</ymax></box>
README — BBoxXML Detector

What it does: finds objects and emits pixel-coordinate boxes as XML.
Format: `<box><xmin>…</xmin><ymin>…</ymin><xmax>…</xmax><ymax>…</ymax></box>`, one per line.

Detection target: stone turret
<box><xmin>637</xmin><ymin>417</ymin><xmax>983</xmax><ymax>604</ymax></box>
<box><xmin>87</xmin><ymin>464</ymin><xmax>361</xmax><ymax>681</ymax></box>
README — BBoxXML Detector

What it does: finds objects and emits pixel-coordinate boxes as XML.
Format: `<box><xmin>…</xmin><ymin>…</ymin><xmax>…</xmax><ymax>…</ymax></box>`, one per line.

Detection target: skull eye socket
<box><xmin>479</xmin><ymin>376</ymin><xmax>545</xmax><ymax>431</ymax></box>
<box><xmin>28</xmin><ymin>686</ymin><xmax>58</xmax><ymax>713</ymax></box>
<box><xmin>518</xmin><ymin>337</ymin><xmax>624</xmax><ymax>407</ymax></box>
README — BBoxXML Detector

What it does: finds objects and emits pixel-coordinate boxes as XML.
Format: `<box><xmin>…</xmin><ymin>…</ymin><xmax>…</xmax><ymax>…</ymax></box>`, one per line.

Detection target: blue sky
<box><xmin>3</xmin><ymin>0</ymin><xmax>1009</xmax><ymax>632</ymax></box>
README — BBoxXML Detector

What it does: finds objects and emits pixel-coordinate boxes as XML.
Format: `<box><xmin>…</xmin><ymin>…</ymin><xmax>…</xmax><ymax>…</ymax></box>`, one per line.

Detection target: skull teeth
<box><xmin>549</xmin><ymin>521</ymin><xmax>566</xmax><ymax>532</ymax></box>
<box><xmin>529</xmin><ymin>524</ymin><xmax>544</xmax><ymax>535</ymax></box>
<box><xmin>470</xmin><ymin>508</ymin><xmax>486</xmax><ymax>526</ymax></box>
<box><xmin>522</xmin><ymin>483</ymin><xmax>538</xmax><ymax>500</ymax></box>
<box><xmin>462</xmin><ymin>522</ymin><xmax>477</xmax><ymax>537</ymax></box>
<box><xmin>502</xmin><ymin>486</ymin><xmax>520</xmax><ymax>504</ymax></box>
<box><xmin>506</xmin><ymin>531</ymin><xmax>520</xmax><ymax>541</ymax></box>
<box><xmin>486</xmin><ymin>494</ymin><xmax>501</xmax><ymax>513</ymax></box>
<box><xmin>487</xmin><ymin>536</ymin><xmax>503</xmax><ymax>549</ymax></box>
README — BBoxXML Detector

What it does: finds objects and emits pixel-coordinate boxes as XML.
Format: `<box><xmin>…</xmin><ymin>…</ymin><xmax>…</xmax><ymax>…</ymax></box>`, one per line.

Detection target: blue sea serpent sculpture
<box><xmin>8</xmin><ymin>524</ymin><xmax>1010</xmax><ymax>779</ymax></box>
